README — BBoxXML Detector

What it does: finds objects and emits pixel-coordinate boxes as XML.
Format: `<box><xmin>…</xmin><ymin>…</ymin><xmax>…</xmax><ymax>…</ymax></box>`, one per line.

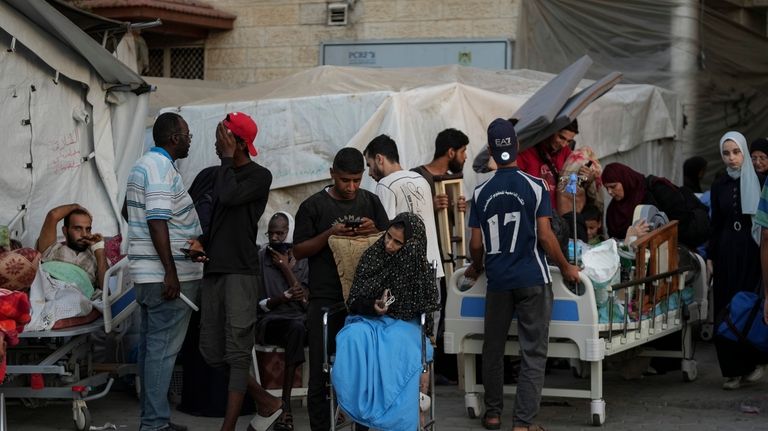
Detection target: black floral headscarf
<box><xmin>347</xmin><ymin>212</ymin><xmax>440</xmax><ymax>323</ymax></box>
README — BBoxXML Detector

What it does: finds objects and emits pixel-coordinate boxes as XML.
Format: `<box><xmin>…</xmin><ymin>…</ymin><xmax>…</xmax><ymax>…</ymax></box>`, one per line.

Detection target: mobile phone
<box><xmin>586</xmin><ymin>160</ymin><xmax>594</xmax><ymax>168</ymax></box>
<box><xmin>381</xmin><ymin>289</ymin><xmax>396</xmax><ymax>307</ymax></box>
<box><xmin>344</xmin><ymin>220</ymin><xmax>363</xmax><ymax>228</ymax></box>
<box><xmin>267</xmin><ymin>242</ymin><xmax>293</xmax><ymax>254</ymax></box>
<box><xmin>180</xmin><ymin>248</ymin><xmax>206</xmax><ymax>260</ymax></box>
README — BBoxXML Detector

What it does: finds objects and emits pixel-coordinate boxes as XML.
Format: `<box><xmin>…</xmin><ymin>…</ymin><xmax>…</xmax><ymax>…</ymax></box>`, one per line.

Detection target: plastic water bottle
<box><xmin>567</xmin><ymin>239</ymin><xmax>582</xmax><ymax>264</ymax></box>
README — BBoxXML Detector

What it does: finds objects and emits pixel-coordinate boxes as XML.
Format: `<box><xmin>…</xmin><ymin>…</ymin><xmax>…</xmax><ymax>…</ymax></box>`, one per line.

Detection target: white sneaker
<box><xmin>744</xmin><ymin>365</ymin><xmax>766</xmax><ymax>383</ymax></box>
<box><xmin>723</xmin><ymin>377</ymin><xmax>742</xmax><ymax>390</ymax></box>
<box><xmin>419</xmin><ymin>392</ymin><xmax>431</xmax><ymax>412</ymax></box>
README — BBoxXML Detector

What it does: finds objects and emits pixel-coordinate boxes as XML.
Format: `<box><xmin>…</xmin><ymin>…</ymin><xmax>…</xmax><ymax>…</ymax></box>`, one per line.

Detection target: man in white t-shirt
<box><xmin>363</xmin><ymin>134</ymin><xmax>444</xmax><ymax>279</ymax></box>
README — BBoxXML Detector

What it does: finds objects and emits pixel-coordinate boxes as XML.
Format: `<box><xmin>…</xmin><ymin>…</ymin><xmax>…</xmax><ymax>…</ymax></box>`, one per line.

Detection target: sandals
<box><xmin>481</xmin><ymin>414</ymin><xmax>501</xmax><ymax>430</ymax></box>
<box><xmin>247</xmin><ymin>403</ymin><xmax>284</xmax><ymax>431</ymax></box>
<box><xmin>273</xmin><ymin>412</ymin><xmax>294</xmax><ymax>431</ymax></box>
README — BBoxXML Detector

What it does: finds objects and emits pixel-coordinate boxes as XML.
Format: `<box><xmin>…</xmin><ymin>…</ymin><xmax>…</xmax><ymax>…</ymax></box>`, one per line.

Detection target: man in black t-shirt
<box><xmin>194</xmin><ymin>113</ymin><xmax>283</xmax><ymax>431</ymax></box>
<box><xmin>293</xmin><ymin>147</ymin><xmax>389</xmax><ymax>431</ymax></box>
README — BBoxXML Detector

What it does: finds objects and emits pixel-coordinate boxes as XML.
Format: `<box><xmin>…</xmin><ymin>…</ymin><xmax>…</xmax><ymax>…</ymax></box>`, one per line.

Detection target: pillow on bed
<box><xmin>0</xmin><ymin>248</ymin><xmax>41</xmax><ymax>291</ymax></box>
<box><xmin>328</xmin><ymin>233</ymin><xmax>383</xmax><ymax>301</ymax></box>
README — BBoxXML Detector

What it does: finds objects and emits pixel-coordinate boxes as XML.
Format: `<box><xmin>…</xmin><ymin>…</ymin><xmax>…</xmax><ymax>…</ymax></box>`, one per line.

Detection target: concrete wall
<box><xmin>204</xmin><ymin>0</ymin><xmax>520</xmax><ymax>83</ymax></box>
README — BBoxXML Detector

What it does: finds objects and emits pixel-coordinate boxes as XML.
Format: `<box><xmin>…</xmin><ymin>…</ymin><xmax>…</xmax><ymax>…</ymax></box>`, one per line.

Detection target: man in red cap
<box><xmin>193</xmin><ymin>112</ymin><xmax>281</xmax><ymax>431</ymax></box>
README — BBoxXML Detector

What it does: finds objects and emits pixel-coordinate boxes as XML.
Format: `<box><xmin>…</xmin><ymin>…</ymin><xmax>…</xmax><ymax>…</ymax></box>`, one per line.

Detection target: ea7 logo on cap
<box><xmin>495</xmin><ymin>137</ymin><xmax>513</xmax><ymax>147</ymax></box>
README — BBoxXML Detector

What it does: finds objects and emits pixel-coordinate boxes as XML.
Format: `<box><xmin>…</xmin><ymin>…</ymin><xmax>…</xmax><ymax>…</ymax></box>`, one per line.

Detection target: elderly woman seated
<box><xmin>332</xmin><ymin>213</ymin><xmax>439</xmax><ymax>431</ymax></box>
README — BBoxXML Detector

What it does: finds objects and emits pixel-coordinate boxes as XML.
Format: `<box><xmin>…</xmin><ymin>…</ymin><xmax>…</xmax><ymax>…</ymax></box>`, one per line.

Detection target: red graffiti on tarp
<box><xmin>47</xmin><ymin>129</ymin><xmax>82</xmax><ymax>174</ymax></box>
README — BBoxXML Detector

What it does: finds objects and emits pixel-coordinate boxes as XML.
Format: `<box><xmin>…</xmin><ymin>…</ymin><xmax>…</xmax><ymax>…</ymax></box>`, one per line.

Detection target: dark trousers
<box><xmin>482</xmin><ymin>284</ymin><xmax>552</xmax><ymax>427</ymax></box>
<box><xmin>714</xmin><ymin>336</ymin><xmax>768</xmax><ymax>378</ymax></box>
<box><xmin>262</xmin><ymin>317</ymin><xmax>307</xmax><ymax>366</ymax></box>
<box><xmin>307</xmin><ymin>298</ymin><xmax>347</xmax><ymax>431</ymax></box>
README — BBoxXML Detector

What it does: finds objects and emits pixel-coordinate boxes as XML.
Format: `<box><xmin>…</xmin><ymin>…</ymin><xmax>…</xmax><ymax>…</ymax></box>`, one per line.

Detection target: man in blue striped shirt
<box><xmin>126</xmin><ymin>112</ymin><xmax>203</xmax><ymax>431</ymax></box>
<box><xmin>465</xmin><ymin>118</ymin><xmax>579</xmax><ymax>431</ymax></box>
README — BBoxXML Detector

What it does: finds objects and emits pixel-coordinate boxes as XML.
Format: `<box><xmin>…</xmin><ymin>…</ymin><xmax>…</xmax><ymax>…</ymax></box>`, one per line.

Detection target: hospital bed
<box><xmin>443</xmin><ymin>222</ymin><xmax>708</xmax><ymax>426</ymax></box>
<box><xmin>1</xmin><ymin>257</ymin><xmax>137</xmax><ymax>431</ymax></box>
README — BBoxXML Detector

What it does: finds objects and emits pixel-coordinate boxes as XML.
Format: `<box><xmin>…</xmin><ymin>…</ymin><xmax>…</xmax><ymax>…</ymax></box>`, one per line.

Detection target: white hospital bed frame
<box><xmin>0</xmin><ymin>258</ymin><xmax>137</xmax><ymax>431</ymax></box>
<box><xmin>444</xmin><ymin>225</ymin><xmax>708</xmax><ymax>426</ymax></box>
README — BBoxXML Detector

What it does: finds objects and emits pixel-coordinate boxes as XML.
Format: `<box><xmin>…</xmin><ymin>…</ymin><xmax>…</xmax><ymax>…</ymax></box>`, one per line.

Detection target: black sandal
<box><xmin>273</xmin><ymin>411</ymin><xmax>294</xmax><ymax>431</ymax></box>
<box><xmin>482</xmin><ymin>413</ymin><xmax>501</xmax><ymax>430</ymax></box>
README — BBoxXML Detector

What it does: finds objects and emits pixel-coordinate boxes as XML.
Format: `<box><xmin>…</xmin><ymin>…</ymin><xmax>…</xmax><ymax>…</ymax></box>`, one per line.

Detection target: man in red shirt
<box><xmin>516</xmin><ymin>120</ymin><xmax>579</xmax><ymax>210</ymax></box>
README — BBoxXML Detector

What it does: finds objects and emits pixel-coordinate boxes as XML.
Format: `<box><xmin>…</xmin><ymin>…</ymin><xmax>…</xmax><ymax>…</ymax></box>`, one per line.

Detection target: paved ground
<box><xmin>7</xmin><ymin>342</ymin><xmax>768</xmax><ymax>430</ymax></box>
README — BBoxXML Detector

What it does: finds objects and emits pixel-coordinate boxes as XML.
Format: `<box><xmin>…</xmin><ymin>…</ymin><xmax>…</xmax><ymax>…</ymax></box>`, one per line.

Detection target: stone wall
<box><xmin>204</xmin><ymin>0</ymin><xmax>519</xmax><ymax>83</ymax></box>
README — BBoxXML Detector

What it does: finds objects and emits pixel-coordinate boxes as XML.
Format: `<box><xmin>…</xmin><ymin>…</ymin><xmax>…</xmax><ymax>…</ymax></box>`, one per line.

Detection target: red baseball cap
<box><xmin>223</xmin><ymin>112</ymin><xmax>258</xmax><ymax>156</ymax></box>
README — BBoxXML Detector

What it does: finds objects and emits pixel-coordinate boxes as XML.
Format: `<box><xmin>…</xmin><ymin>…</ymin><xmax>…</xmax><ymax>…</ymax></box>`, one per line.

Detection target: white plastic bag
<box><xmin>581</xmin><ymin>239</ymin><xmax>620</xmax><ymax>305</ymax></box>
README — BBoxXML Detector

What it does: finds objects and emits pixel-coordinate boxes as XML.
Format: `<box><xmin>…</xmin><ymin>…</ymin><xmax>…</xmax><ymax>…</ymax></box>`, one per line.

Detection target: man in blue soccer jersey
<box><xmin>465</xmin><ymin>118</ymin><xmax>580</xmax><ymax>431</ymax></box>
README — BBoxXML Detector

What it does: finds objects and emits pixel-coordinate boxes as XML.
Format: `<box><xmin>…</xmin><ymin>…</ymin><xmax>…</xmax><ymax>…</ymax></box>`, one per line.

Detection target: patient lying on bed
<box><xmin>35</xmin><ymin>203</ymin><xmax>108</xmax><ymax>289</ymax></box>
<box><xmin>22</xmin><ymin>204</ymin><xmax>110</xmax><ymax>331</ymax></box>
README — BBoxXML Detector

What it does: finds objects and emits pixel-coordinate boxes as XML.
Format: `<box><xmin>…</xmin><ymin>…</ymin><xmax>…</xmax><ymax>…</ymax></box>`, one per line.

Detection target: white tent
<box><xmin>165</xmin><ymin>65</ymin><xmax>681</xmax><ymax>233</ymax></box>
<box><xmin>0</xmin><ymin>0</ymin><xmax>150</xmax><ymax>245</ymax></box>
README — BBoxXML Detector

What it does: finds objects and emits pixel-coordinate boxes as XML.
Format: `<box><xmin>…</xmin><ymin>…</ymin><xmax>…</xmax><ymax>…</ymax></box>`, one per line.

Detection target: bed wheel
<box><xmin>590</xmin><ymin>399</ymin><xmax>605</xmax><ymax>426</ymax></box>
<box><xmin>682</xmin><ymin>359</ymin><xmax>698</xmax><ymax>382</ymax></box>
<box><xmin>464</xmin><ymin>393</ymin><xmax>480</xmax><ymax>418</ymax></box>
<box><xmin>72</xmin><ymin>400</ymin><xmax>91</xmax><ymax>431</ymax></box>
<box><xmin>699</xmin><ymin>323</ymin><xmax>713</xmax><ymax>341</ymax></box>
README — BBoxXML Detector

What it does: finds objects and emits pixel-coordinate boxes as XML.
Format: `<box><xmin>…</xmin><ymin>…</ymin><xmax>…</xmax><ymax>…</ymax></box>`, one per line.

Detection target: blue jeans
<box><xmin>136</xmin><ymin>280</ymin><xmax>200</xmax><ymax>431</ymax></box>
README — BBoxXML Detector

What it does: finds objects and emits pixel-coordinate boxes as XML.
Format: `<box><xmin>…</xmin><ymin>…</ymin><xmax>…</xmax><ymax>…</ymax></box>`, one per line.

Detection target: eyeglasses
<box><xmin>264</xmin><ymin>230</ymin><xmax>287</xmax><ymax>239</ymax></box>
<box><xmin>171</xmin><ymin>133</ymin><xmax>193</xmax><ymax>141</ymax></box>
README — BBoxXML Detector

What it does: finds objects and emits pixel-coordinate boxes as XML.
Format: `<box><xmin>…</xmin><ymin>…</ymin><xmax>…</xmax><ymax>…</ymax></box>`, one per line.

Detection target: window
<box><xmin>144</xmin><ymin>46</ymin><xmax>204</xmax><ymax>79</ymax></box>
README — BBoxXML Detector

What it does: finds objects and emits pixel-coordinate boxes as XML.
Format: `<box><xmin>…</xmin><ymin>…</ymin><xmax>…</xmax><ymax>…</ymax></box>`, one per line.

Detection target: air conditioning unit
<box><xmin>327</xmin><ymin>2</ymin><xmax>348</xmax><ymax>26</ymax></box>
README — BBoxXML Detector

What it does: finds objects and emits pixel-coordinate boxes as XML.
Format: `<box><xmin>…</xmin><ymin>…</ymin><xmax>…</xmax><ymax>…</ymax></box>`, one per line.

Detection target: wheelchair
<box><xmin>322</xmin><ymin>306</ymin><xmax>436</xmax><ymax>431</ymax></box>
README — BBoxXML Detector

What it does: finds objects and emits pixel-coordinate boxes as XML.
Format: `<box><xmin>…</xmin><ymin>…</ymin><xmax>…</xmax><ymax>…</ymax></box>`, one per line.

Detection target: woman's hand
<box><xmin>625</xmin><ymin>219</ymin><xmax>650</xmax><ymax>241</ymax></box>
<box><xmin>373</xmin><ymin>298</ymin><xmax>389</xmax><ymax>315</ymax></box>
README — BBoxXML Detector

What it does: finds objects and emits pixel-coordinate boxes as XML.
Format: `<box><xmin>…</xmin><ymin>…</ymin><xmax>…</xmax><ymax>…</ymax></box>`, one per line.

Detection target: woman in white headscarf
<box><xmin>709</xmin><ymin>131</ymin><xmax>767</xmax><ymax>390</ymax></box>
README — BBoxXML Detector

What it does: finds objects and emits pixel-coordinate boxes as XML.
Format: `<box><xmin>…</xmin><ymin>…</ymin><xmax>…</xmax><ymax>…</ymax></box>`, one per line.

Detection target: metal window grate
<box><xmin>170</xmin><ymin>47</ymin><xmax>204</xmax><ymax>79</ymax></box>
<box><xmin>143</xmin><ymin>47</ymin><xmax>204</xmax><ymax>79</ymax></box>
<box><xmin>145</xmin><ymin>48</ymin><xmax>164</xmax><ymax>77</ymax></box>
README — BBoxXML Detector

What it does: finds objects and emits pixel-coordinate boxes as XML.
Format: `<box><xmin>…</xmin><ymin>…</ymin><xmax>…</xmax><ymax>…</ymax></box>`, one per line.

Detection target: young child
<box><xmin>582</xmin><ymin>204</ymin><xmax>606</xmax><ymax>245</ymax></box>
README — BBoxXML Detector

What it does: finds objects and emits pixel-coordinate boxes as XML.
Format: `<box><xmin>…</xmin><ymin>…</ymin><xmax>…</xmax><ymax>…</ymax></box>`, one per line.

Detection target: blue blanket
<box><xmin>332</xmin><ymin>315</ymin><xmax>433</xmax><ymax>431</ymax></box>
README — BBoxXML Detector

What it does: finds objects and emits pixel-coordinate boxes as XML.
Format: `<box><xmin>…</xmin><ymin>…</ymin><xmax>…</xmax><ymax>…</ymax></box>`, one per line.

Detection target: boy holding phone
<box><xmin>293</xmin><ymin>148</ymin><xmax>389</xmax><ymax>430</ymax></box>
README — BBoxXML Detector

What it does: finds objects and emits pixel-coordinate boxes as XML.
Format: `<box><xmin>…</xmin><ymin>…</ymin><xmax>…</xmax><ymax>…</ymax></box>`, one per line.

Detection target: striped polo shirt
<box><xmin>126</xmin><ymin>147</ymin><xmax>203</xmax><ymax>283</ymax></box>
<box><xmin>756</xmin><ymin>177</ymin><xmax>768</xmax><ymax>229</ymax></box>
